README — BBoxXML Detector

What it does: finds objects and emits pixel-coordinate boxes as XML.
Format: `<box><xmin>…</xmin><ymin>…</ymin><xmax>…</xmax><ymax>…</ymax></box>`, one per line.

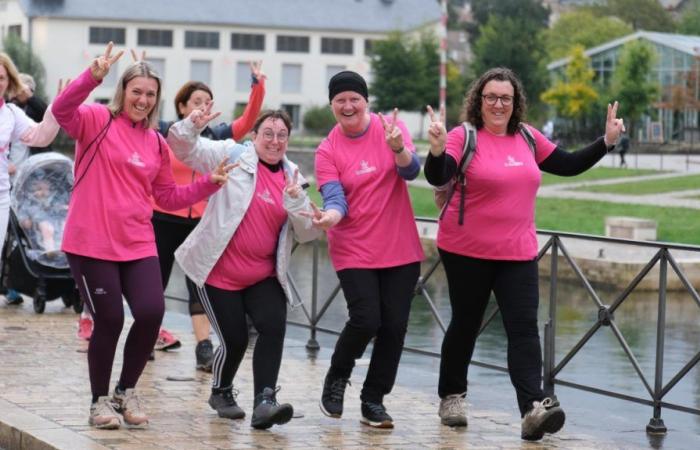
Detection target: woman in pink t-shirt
<box><xmin>310</xmin><ymin>71</ymin><xmax>424</xmax><ymax>429</ymax></box>
<box><xmin>52</xmin><ymin>43</ymin><xmax>233</xmax><ymax>430</ymax></box>
<box><xmin>424</xmin><ymin>67</ymin><xmax>625</xmax><ymax>440</ymax></box>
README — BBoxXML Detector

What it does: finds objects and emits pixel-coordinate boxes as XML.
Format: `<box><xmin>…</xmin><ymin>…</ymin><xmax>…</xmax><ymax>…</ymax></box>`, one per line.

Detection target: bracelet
<box><xmin>392</xmin><ymin>146</ymin><xmax>404</xmax><ymax>155</ymax></box>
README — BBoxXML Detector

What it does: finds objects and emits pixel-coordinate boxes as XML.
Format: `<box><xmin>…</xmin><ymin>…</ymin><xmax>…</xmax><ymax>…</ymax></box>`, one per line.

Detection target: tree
<box><xmin>677</xmin><ymin>0</ymin><xmax>700</xmax><ymax>35</ymax></box>
<box><xmin>592</xmin><ymin>0</ymin><xmax>675</xmax><ymax>32</ymax></box>
<box><xmin>544</xmin><ymin>10</ymin><xmax>633</xmax><ymax>61</ymax></box>
<box><xmin>468</xmin><ymin>0</ymin><xmax>549</xmax><ymax>42</ymax></box>
<box><xmin>541</xmin><ymin>46</ymin><xmax>598</xmax><ymax>119</ymax></box>
<box><xmin>1</xmin><ymin>33</ymin><xmax>47</xmax><ymax>100</ymax></box>
<box><xmin>610</xmin><ymin>40</ymin><xmax>659</xmax><ymax>139</ymax></box>
<box><xmin>302</xmin><ymin>105</ymin><xmax>336</xmax><ymax>135</ymax></box>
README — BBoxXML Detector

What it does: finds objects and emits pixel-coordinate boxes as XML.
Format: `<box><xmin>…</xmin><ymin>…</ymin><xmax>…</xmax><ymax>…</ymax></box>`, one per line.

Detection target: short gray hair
<box><xmin>18</xmin><ymin>73</ymin><xmax>36</xmax><ymax>92</ymax></box>
<box><xmin>108</xmin><ymin>61</ymin><xmax>162</xmax><ymax>129</ymax></box>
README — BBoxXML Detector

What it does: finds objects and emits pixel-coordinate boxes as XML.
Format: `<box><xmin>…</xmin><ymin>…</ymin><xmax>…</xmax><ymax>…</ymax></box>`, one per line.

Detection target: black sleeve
<box><xmin>539</xmin><ymin>137</ymin><xmax>611</xmax><ymax>176</ymax></box>
<box><xmin>25</xmin><ymin>96</ymin><xmax>48</xmax><ymax>122</ymax></box>
<box><xmin>424</xmin><ymin>152</ymin><xmax>458</xmax><ymax>186</ymax></box>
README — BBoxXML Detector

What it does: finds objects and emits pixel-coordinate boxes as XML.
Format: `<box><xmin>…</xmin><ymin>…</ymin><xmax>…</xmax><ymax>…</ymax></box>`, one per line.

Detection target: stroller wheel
<box><xmin>64</xmin><ymin>288</ymin><xmax>83</xmax><ymax>314</ymax></box>
<box><xmin>33</xmin><ymin>294</ymin><xmax>46</xmax><ymax>314</ymax></box>
<box><xmin>61</xmin><ymin>295</ymin><xmax>72</xmax><ymax>308</ymax></box>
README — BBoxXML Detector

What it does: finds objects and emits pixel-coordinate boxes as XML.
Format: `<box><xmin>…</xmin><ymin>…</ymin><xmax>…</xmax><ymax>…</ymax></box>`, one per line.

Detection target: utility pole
<box><xmin>440</xmin><ymin>0</ymin><xmax>448</xmax><ymax>114</ymax></box>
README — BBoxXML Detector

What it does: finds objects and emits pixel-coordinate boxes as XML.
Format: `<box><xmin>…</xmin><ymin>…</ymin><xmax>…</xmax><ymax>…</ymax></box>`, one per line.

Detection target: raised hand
<box><xmin>56</xmin><ymin>78</ymin><xmax>71</xmax><ymax>96</ymax></box>
<box><xmin>209</xmin><ymin>157</ymin><xmax>239</xmax><ymax>186</ymax></box>
<box><xmin>130</xmin><ymin>49</ymin><xmax>147</xmax><ymax>62</ymax></box>
<box><xmin>378</xmin><ymin>108</ymin><xmax>404</xmax><ymax>153</ymax></box>
<box><xmin>249</xmin><ymin>60</ymin><xmax>267</xmax><ymax>81</ymax></box>
<box><xmin>426</xmin><ymin>104</ymin><xmax>447</xmax><ymax>155</ymax></box>
<box><xmin>188</xmin><ymin>101</ymin><xmax>221</xmax><ymax>129</ymax></box>
<box><xmin>90</xmin><ymin>42</ymin><xmax>124</xmax><ymax>82</ymax></box>
<box><xmin>301</xmin><ymin>202</ymin><xmax>342</xmax><ymax>231</ymax></box>
<box><xmin>605</xmin><ymin>101</ymin><xmax>625</xmax><ymax>146</ymax></box>
<box><xmin>284</xmin><ymin>168</ymin><xmax>301</xmax><ymax>199</ymax></box>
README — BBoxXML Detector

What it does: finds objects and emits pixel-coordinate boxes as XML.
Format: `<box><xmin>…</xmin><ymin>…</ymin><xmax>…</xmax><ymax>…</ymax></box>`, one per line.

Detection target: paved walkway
<box><xmin>0</xmin><ymin>300</ymin><xmax>654</xmax><ymax>450</ymax></box>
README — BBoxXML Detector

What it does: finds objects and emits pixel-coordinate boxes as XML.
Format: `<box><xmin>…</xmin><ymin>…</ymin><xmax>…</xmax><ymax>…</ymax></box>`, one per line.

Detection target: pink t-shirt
<box><xmin>315</xmin><ymin>113</ymin><xmax>424</xmax><ymax>271</ymax></box>
<box><xmin>53</xmin><ymin>69</ymin><xmax>219</xmax><ymax>261</ymax></box>
<box><xmin>206</xmin><ymin>163</ymin><xmax>287</xmax><ymax>291</ymax></box>
<box><xmin>437</xmin><ymin>124</ymin><xmax>556</xmax><ymax>260</ymax></box>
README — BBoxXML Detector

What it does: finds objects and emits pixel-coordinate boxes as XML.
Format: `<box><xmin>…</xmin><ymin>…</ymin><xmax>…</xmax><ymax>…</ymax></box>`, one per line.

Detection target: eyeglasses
<box><xmin>482</xmin><ymin>94</ymin><xmax>514</xmax><ymax>106</ymax></box>
<box><xmin>261</xmin><ymin>131</ymin><xmax>289</xmax><ymax>143</ymax></box>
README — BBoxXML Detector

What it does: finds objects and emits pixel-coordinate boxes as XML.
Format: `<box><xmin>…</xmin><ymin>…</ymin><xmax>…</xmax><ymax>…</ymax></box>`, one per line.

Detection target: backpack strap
<box><xmin>517</xmin><ymin>123</ymin><xmax>537</xmax><ymax>158</ymax></box>
<box><xmin>437</xmin><ymin>122</ymin><xmax>477</xmax><ymax>223</ymax></box>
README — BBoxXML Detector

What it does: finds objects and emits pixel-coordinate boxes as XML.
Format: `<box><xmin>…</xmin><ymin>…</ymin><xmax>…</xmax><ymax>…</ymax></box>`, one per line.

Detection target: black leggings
<box><xmin>152</xmin><ymin>214</ymin><xmax>202</xmax><ymax>316</ymax></box>
<box><xmin>330</xmin><ymin>262</ymin><xmax>420</xmax><ymax>403</ymax></box>
<box><xmin>438</xmin><ymin>249</ymin><xmax>544</xmax><ymax>416</ymax></box>
<box><xmin>195</xmin><ymin>277</ymin><xmax>287</xmax><ymax>396</ymax></box>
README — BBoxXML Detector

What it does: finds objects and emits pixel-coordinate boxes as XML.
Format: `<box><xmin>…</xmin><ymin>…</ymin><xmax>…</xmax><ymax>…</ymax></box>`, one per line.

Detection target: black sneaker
<box><xmin>360</xmin><ymin>401</ymin><xmax>394</xmax><ymax>429</ymax></box>
<box><xmin>319</xmin><ymin>372</ymin><xmax>350</xmax><ymax>418</ymax></box>
<box><xmin>251</xmin><ymin>387</ymin><xmax>293</xmax><ymax>430</ymax></box>
<box><xmin>195</xmin><ymin>339</ymin><xmax>214</xmax><ymax>372</ymax></box>
<box><xmin>209</xmin><ymin>388</ymin><xmax>245</xmax><ymax>420</ymax></box>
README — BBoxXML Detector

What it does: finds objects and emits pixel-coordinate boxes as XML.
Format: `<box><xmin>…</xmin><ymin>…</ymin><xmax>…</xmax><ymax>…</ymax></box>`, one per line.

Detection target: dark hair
<box><xmin>252</xmin><ymin>109</ymin><xmax>292</xmax><ymax>135</ymax></box>
<box><xmin>174</xmin><ymin>81</ymin><xmax>213</xmax><ymax>119</ymax></box>
<box><xmin>461</xmin><ymin>67</ymin><xmax>526</xmax><ymax>135</ymax></box>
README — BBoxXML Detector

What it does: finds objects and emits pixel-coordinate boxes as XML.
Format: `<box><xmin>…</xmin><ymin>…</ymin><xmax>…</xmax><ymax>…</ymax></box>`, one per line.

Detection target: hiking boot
<box><xmin>112</xmin><ymin>388</ymin><xmax>149</xmax><ymax>428</ymax></box>
<box><xmin>154</xmin><ymin>328</ymin><xmax>181</xmax><ymax>351</ymax></box>
<box><xmin>438</xmin><ymin>393</ymin><xmax>467</xmax><ymax>427</ymax></box>
<box><xmin>77</xmin><ymin>316</ymin><xmax>94</xmax><ymax>341</ymax></box>
<box><xmin>319</xmin><ymin>371</ymin><xmax>350</xmax><ymax>418</ymax></box>
<box><xmin>521</xmin><ymin>397</ymin><xmax>566</xmax><ymax>441</ymax></box>
<box><xmin>251</xmin><ymin>387</ymin><xmax>293</xmax><ymax>430</ymax></box>
<box><xmin>196</xmin><ymin>339</ymin><xmax>214</xmax><ymax>372</ymax></box>
<box><xmin>209</xmin><ymin>388</ymin><xmax>245</xmax><ymax>419</ymax></box>
<box><xmin>89</xmin><ymin>396</ymin><xmax>121</xmax><ymax>429</ymax></box>
<box><xmin>5</xmin><ymin>289</ymin><xmax>23</xmax><ymax>305</ymax></box>
<box><xmin>360</xmin><ymin>401</ymin><xmax>394</xmax><ymax>429</ymax></box>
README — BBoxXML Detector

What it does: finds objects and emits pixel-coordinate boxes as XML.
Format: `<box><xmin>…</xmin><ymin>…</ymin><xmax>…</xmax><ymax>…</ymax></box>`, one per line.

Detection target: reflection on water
<box><xmin>287</xmin><ymin>241</ymin><xmax>700</xmax><ymax>422</ymax></box>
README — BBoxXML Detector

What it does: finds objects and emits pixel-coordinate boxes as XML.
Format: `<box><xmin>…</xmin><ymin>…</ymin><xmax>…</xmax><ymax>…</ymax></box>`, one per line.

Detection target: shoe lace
<box><xmin>364</xmin><ymin>401</ymin><xmax>387</xmax><ymax>416</ymax></box>
<box><xmin>124</xmin><ymin>391</ymin><xmax>143</xmax><ymax>413</ymax></box>
<box><xmin>94</xmin><ymin>398</ymin><xmax>118</xmax><ymax>416</ymax></box>
<box><xmin>443</xmin><ymin>395</ymin><xmax>465</xmax><ymax>417</ymax></box>
<box><xmin>221</xmin><ymin>388</ymin><xmax>240</xmax><ymax>405</ymax></box>
<box><xmin>263</xmin><ymin>386</ymin><xmax>282</xmax><ymax>406</ymax></box>
<box><xmin>328</xmin><ymin>377</ymin><xmax>350</xmax><ymax>403</ymax></box>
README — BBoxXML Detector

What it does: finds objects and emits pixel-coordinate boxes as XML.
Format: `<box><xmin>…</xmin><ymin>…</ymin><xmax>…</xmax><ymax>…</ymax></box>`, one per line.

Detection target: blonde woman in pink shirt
<box><xmin>424</xmin><ymin>67</ymin><xmax>624</xmax><ymax>440</ymax></box>
<box><xmin>51</xmin><ymin>43</ymin><xmax>234</xmax><ymax>430</ymax></box>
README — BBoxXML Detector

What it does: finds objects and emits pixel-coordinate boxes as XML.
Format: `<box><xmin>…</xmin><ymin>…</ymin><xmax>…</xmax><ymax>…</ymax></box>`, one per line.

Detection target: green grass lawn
<box><xmin>541</xmin><ymin>167</ymin><xmax>658</xmax><ymax>186</ymax></box>
<box><xmin>575</xmin><ymin>174</ymin><xmax>700</xmax><ymax>194</ymax></box>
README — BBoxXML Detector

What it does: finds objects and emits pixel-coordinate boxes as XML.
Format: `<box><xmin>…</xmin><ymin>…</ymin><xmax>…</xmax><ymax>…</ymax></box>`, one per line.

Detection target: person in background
<box><xmin>424</xmin><ymin>67</ymin><xmax>624</xmax><ymax>440</ymax></box>
<box><xmin>52</xmin><ymin>42</ymin><xmax>234</xmax><ymax>430</ymax></box>
<box><xmin>308</xmin><ymin>71</ymin><xmax>424</xmax><ymax>429</ymax></box>
<box><xmin>617</xmin><ymin>132</ymin><xmax>629</xmax><ymax>168</ymax></box>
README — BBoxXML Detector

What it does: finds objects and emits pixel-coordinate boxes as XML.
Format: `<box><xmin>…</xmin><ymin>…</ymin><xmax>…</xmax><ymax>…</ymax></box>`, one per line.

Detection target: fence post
<box><xmin>647</xmin><ymin>249</ymin><xmax>668</xmax><ymax>434</ymax></box>
<box><xmin>306</xmin><ymin>240</ymin><xmax>320</xmax><ymax>351</ymax></box>
<box><xmin>543</xmin><ymin>237</ymin><xmax>558</xmax><ymax>396</ymax></box>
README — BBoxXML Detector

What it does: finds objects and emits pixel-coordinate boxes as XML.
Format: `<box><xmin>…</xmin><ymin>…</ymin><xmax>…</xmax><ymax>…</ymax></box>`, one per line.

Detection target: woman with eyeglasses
<box><xmin>423</xmin><ymin>67</ymin><xmax>625</xmax><ymax>440</ymax></box>
<box><xmin>166</xmin><ymin>108</ymin><xmax>320</xmax><ymax>430</ymax></box>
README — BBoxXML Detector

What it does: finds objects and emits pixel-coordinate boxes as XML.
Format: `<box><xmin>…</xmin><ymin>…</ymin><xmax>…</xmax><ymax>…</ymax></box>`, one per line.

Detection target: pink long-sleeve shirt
<box><xmin>53</xmin><ymin>68</ymin><xmax>220</xmax><ymax>261</ymax></box>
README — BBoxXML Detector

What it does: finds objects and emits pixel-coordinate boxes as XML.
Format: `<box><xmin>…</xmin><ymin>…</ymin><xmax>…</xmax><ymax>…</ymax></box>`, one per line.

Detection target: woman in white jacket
<box><xmin>167</xmin><ymin>107</ymin><xmax>319</xmax><ymax>430</ymax></box>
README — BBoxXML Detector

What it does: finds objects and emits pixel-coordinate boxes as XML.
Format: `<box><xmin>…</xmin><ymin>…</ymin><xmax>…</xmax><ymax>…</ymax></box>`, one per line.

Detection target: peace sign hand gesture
<box><xmin>249</xmin><ymin>60</ymin><xmax>267</xmax><ymax>81</ymax></box>
<box><xmin>426</xmin><ymin>105</ymin><xmax>447</xmax><ymax>155</ymax></box>
<box><xmin>300</xmin><ymin>202</ymin><xmax>342</xmax><ymax>231</ymax></box>
<box><xmin>90</xmin><ymin>42</ymin><xmax>124</xmax><ymax>82</ymax></box>
<box><xmin>378</xmin><ymin>108</ymin><xmax>405</xmax><ymax>153</ymax></box>
<box><xmin>188</xmin><ymin>101</ymin><xmax>221</xmax><ymax>129</ymax></box>
<box><xmin>604</xmin><ymin>101</ymin><xmax>625</xmax><ymax>147</ymax></box>
<box><xmin>130</xmin><ymin>49</ymin><xmax>146</xmax><ymax>62</ymax></box>
<box><xmin>284</xmin><ymin>168</ymin><xmax>302</xmax><ymax>199</ymax></box>
<box><xmin>209</xmin><ymin>157</ymin><xmax>240</xmax><ymax>186</ymax></box>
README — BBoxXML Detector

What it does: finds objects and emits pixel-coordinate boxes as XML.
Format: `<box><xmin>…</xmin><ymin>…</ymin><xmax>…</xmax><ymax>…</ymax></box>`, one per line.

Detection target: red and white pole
<box><xmin>439</xmin><ymin>0</ymin><xmax>448</xmax><ymax>114</ymax></box>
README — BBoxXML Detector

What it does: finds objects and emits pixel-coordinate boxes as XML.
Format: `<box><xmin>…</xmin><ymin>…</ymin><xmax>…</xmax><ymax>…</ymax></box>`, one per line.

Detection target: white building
<box><xmin>0</xmin><ymin>0</ymin><xmax>441</xmax><ymax>131</ymax></box>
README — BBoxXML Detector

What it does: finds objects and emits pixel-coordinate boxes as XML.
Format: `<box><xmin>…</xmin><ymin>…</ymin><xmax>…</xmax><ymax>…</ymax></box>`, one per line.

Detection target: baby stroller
<box><xmin>1</xmin><ymin>152</ymin><xmax>81</xmax><ymax>313</ymax></box>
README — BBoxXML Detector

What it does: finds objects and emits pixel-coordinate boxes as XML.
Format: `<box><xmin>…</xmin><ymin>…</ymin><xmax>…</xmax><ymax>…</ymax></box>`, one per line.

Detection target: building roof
<box><xmin>19</xmin><ymin>0</ymin><xmax>441</xmax><ymax>33</ymax></box>
<box><xmin>547</xmin><ymin>31</ymin><xmax>700</xmax><ymax>70</ymax></box>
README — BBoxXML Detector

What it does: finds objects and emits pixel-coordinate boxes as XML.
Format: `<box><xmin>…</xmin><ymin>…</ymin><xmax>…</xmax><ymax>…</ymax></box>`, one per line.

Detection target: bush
<box><xmin>302</xmin><ymin>105</ymin><xmax>336</xmax><ymax>135</ymax></box>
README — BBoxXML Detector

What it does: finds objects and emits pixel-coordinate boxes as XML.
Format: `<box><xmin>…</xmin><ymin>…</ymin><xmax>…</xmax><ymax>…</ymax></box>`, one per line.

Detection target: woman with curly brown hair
<box><xmin>424</xmin><ymin>67</ymin><xmax>625</xmax><ymax>440</ymax></box>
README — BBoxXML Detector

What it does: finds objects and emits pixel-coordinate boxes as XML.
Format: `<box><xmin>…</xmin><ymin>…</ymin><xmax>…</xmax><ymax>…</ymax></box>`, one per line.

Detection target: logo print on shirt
<box><xmin>257</xmin><ymin>189</ymin><xmax>276</xmax><ymax>205</ymax></box>
<box><xmin>127</xmin><ymin>152</ymin><xmax>146</xmax><ymax>168</ymax></box>
<box><xmin>355</xmin><ymin>160</ymin><xmax>377</xmax><ymax>175</ymax></box>
<box><xmin>94</xmin><ymin>287</ymin><xmax>107</xmax><ymax>295</ymax></box>
<box><xmin>504</xmin><ymin>155</ymin><xmax>524</xmax><ymax>167</ymax></box>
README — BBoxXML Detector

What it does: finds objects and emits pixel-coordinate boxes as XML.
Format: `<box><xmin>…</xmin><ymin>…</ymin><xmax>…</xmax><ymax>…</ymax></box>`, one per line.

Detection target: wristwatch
<box><xmin>392</xmin><ymin>146</ymin><xmax>404</xmax><ymax>154</ymax></box>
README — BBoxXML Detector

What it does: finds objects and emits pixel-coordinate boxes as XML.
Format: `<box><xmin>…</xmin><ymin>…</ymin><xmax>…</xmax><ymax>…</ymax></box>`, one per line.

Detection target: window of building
<box><xmin>8</xmin><ymin>24</ymin><xmax>21</xmax><ymax>37</ymax></box>
<box><xmin>277</xmin><ymin>35</ymin><xmax>310</xmax><ymax>53</ymax></box>
<box><xmin>138</xmin><ymin>29</ymin><xmax>173</xmax><ymax>47</ymax></box>
<box><xmin>190</xmin><ymin>60</ymin><xmax>211</xmax><ymax>85</ymax></box>
<box><xmin>326</xmin><ymin>65</ymin><xmax>345</xmax><ymax>85</ymax></box>
<box><xmin>236</xmin><ymin>62</ymin><xmax>251</xmax><ymax>92</ymax></box>
<box><xmin>231</xmin><ymin>33</ymin><xmax>265</xmax><ymax>51</ymax></box>
<box><xmin>321</xmin><ymin>37</ymin><xmax>353</xmax><ymax>55</ymax></box>
<box><xmin>281</xmin><ymin>64</ymin><xmax>302</xmax><ymax>93</ymax></box>
<box><xmin>89</xmin><ymin>27</ymin><xmax>125</xmax><ymax>45</ymax></box>
<box><xmin>364</xmin><ymin>39</ymin><xmax>375</xmax><ymax>56</ymax></box>
<box><xmin>94</xmin><ymin>98</ymin><xmax>110</xmax><ymax>105</ymax></box>
<box><xmin>281</xmin><ymin>104</ymin><xmax>300</xmax><ymax>130</ymax></box>
<box><xmin>185</xmin><ymin>31</ymin><xmax>219</xmax><ymax>49</ymax></box>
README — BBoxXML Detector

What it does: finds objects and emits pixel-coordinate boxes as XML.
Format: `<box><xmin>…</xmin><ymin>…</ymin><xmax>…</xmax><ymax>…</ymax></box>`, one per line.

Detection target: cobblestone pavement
<box><xmin>0</xmin><ymin>300</ymin><xmax>648</xmax><ymax>450</ymax></box>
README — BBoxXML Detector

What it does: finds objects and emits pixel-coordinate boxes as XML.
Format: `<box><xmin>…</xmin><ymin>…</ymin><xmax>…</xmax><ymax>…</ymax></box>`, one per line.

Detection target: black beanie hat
<box><xmin>328</xmin><ymin>70</ymin><xmax>368</xmax><ymax>102</ymax></box>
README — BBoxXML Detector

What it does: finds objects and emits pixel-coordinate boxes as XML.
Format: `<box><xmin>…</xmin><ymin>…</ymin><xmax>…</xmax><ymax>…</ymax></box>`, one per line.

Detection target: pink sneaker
<box><xmin>77</xmin><ymin>316</ymin><xmax>94</xmax><ymax>341</ymax></box>
<box><xmin>154</xmin><ymin>328</ymin><xmax>181</xmax><ymax>351</ymax></box>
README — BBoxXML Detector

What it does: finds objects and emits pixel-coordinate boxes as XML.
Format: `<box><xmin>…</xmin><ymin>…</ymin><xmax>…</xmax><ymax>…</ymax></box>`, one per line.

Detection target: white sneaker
<box><xmin>438</xmin><ymin>393</ymin><xmax>467</xmax><ymax>427</ymax></box>
<box><xmin>89</xmin><ymin>396</ymin><xmax>121</xmax><ymax>429</ymax></box>
<box><xmin>113</xmin><ymin>388</ymin><xmax>149</xmax><ymax>428</ymax></box>
<box><xmin>521</xmin><ymin>397</ymin><xmax>565</xmax><ymax>441</ymax></box>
